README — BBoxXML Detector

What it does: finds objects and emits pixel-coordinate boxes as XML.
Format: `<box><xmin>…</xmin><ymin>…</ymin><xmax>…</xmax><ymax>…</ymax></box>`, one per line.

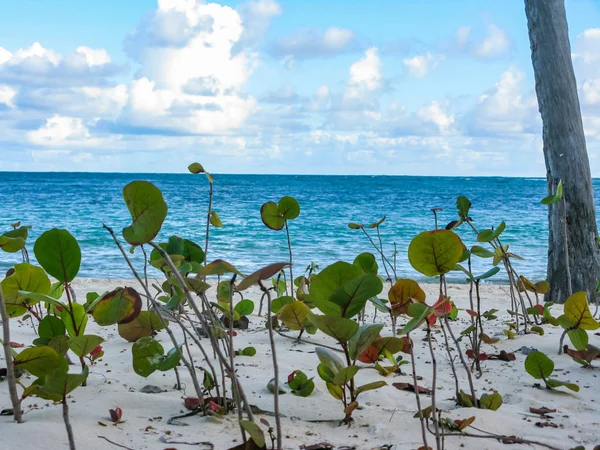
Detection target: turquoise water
<box><xmin>2</xmin><ymin>172</ymin><xmax>598</xmax><ymax>283</ymax></box>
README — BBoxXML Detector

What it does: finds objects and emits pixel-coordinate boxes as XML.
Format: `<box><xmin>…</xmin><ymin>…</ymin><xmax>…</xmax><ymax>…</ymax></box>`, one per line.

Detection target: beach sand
<box><xmin>1</xmin><ymin>278</ymin><xmax>598</xmax><ymax>450</ymax></box>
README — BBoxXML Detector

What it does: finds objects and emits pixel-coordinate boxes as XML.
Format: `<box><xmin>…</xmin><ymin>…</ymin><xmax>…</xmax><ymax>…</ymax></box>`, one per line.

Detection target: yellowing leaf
<box><xmin>564</xmin><ymin>291</ymin><xmax>600</xmax><ymax>330</ymax></box>
<box><xmin>408</xmin><ymin>230</ymin><xmax>464</xmax><ymax>276</ymax></box>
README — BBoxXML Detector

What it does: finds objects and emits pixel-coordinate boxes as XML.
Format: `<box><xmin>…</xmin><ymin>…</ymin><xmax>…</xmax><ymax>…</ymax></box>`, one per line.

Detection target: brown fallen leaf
<box><xmin>9</xmin><ymin>342</ymin><xmax>24</xmax><ymax>348</ymax></box>
<box><xmin>530</xmin><ymin>406</ymin><xmax>557</xmax><ymax>415</ymax></box>
<box><xmin>300</xmin><ymin>443</ymin><xmax>334</xmax><ymax>450</ymax></box>
<box><xmin>480</xmin><ymin>333</ymin><xmax>500</xmax><ymax>344</ymax></box>
<box><xmin>393</xmin><ymin>382</ymin><xmax>432</xmax><ymax>394</ymax></box>
<box><xmin>563</xmin><ymin>345</ymin><xmax>600</xmax><ymax>364</ymax></box>
<box><xmin>535</xmin><ymin>421</ymin><xmax>558</xmax><ymax>428</ymax></box>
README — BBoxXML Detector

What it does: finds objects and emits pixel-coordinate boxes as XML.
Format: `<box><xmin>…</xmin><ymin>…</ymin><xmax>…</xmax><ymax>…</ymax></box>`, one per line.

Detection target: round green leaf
<box><xmin>38</xmin><ymin>315</ymin><xmax>66</xmax><ymax>339</ymax></box>
<box><xmin>118</xmin><ymin>310</ymin><xmax>167</xmax><ymax>342</ymax></box>
<box><xmin>308</xmin><ymin>313</ymin><xmax>359</xmax><ymax>343</ymax></box>
<box><xmin>353</xmin><ymin>252</ymin><xmax>378</xmax><ymax>275</ymax></box>
<box><xmin>15</xmin><ymin>346</ymin><xmax>67</xmax><ymax>377</ymax></box>
<box><xmin>93</xmin><ymin>287</ymin><xmax>142</xmax><ymax>326</ymax></box>
<box><xmin>278</xmin><ymin>196</ymin><xmax>300</xmax><ymax>221</ymax></box>
<box><xmin>277</xmin><ymin>301</ymin><xmax>311</xmax><ymax>330</ymax></box>
<box><xmin>309</xmin><ymin>261</ymin><xmax>362</xmax><ymax>316</ymax></box>
<box><xmin>69</xmin><ymin>334</ymin><xmax>104</xmax><ymax>357</ymax></box>
<box><xmin>209</xmin><ymin>211</ymin><xmax>223</xmax><ymax>228</ymax></box>
<box><xmin>408</xmin><ymin>230</ymin><xmax>464</xmax><ymax>276</ymax></box>
<box><xmin>33</xmin><ymin>228</ymin><xmax>81</xmax><ymax>283</ymax></box>
<box><xmin>234</xmin><ymin>299</ymin><xmax>254</xmax><ymax>317</ymax></box>
<box><xmin>122</xmin><ymin>181</ymin><xmax>168</xmax><ymax>246</ymax></box>
<box><xmin>260</xmin><ymin>201</ymin><xmax>285</xmax><ymax>230</ymax></box>
<box><xmin>1</xmin><ymin>263</ymin><xmax>51</xmax><ymax>317</ymax></box>
<box><xmin>132</xmin><ymin>337</ymin><xmax>164</xmax><ymax>377</ymax></box>
<box><xmin>524</xmin><ymin>351</ymin><xmax>554</xmax><ymax>380</ymax></box>
<box><xmin>0</xmin><ymin>235</ymin><xmax>26</xmax><ymax>253</ymax></box>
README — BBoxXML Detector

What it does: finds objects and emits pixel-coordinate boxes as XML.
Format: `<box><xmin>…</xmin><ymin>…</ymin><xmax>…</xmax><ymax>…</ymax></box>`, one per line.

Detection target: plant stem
<box><xmin>205</xmin><ymin>182</ymin><xmax>214</xmax><ymax>264</ymax></box>
<box><xmin>360</xmin><ymin>227</ymin><xmax>393</xmax><ymax>283</ymax></box>
<box><xmin>425</xmin><ymin>324</ymin><xmax>441</xmax><ymax>450</ymax></box>
<box><xmin>63</xmin><ymin>395</ymin><xmax>76</xmax><ymax>450</ymax></box>
<box><xmin>0</xmin><ymin>285</ymin><xmax>22</xmax><ymax>423</ymax></box>
<box><xmin>259</xmin><ymin>281</ymin><xmax>282</xmax><ymax>450</ymax></box>
<box><xmin>284</xmin><ymin>222</ymin><xmax>294</xmax><ymax>299</ymax></box>
<box><xmin>408</xmin><ymin>333</ymin><xmax>428</xmax><ymax>450</ymax></box>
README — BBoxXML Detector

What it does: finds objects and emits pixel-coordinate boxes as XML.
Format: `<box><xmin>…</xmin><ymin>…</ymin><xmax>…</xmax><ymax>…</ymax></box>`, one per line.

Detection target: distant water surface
<box><xmin>2</xmin><ymin>172</ymin><xmax>598</xmax><ymax>283</ymax></box>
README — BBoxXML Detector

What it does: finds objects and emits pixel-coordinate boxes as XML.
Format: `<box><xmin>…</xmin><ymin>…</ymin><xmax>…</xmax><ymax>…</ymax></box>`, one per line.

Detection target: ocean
<box><xmin>2</xmin><ymin>172</ymin><xmax>597</xmax><ymax>284</ymax></box>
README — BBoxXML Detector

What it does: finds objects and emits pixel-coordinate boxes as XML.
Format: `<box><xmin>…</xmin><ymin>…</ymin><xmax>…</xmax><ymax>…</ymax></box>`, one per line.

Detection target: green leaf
<box><xmin>239</xmin><ymin>420</ymin><xmax>266</xmax><ymax>448</ymax></box>
<box><xmin>132</xmin><ymin>337</ymin><xmax>164</xmax><ymax>377</ymax></box>
<box><xmin>325</xmin><ymin>382</ymin><xmax>344</xmax><ymax>401</ymax></box>
<box><xmin>122</xmin><ymin>181</ymin><xmax>168</xmax><ymax>246</ymax></box>
<box><xmin>15</xmin><ymin>346</ymin><xmax>66</xmax><ymax>377</ymax></box>
<box><xmin>332</xmin><ymin>365</ymin><xmax>359</xmax><ymax>386</ymax></box>
<box><xmin>470</xmin><ymin>245</ymin><xmax>494</xmax><ymax>258</ymax></box>
<box><xmin>271</xmin><ymin>296</ymin><xmax>293</xmax><ymax>313</ymax></box>
<box><xmin>408</xmin><ymin>230</ymin><xmax>464</xmax><ymax>276</ymax></box>
<box><xmin>348</xmin><ymin>223</ymin><xmax>363</xmax><ymax>229</ymax></box>
<box><xmin>457</xmin><ymin>390</ymin><xmax>474</xmax><ymax>407</ymax></box>
<box><xmin>0</xmin><ymin>235</ymin><xmax>26</xmax><ymax>253</ymax></box>
<box><xmin>33</xmin><ymin>228</ymin><xmax>81</xmax><ymax>283</ymax></box>
<box><xmin>541</xmin><ymin>180</ymin><xmax>563</xmax><ymax>205</ymax></box>
<box><xmin>545</xmin><ymin>378</ymin><xmax>579</xmax><ymax>392</ymax></box>
<box><xmin>525</xmin><ymin>351</ymin><xmax>554</xmax><ymax>380</ymax></box>
<box><xmin>288</xmin><ymin>371</ymin><xmax>315</xmax><ymax>397</ymax></box>
<box><xmin>260</xmin><ymin>201</ymin><xmax>285</xmax><ymax>230</ymax></box>
<box><xmin>118</xmin><ymin>310</ymin><xmax>166</xmax><ymax>342</ymax></box>
<box><xmin>568</xmin><ymin>327</ymin><xmax>589</xmax><ymax>350</ymax></box>
<box><xmin>62</xmin><ymin>303</ymin><xmax>87</xmax><ymax>337</ymax></box>
<box><xmin>349</xmin><ymin>323</ymin><xmax>384</xmax><ymax>361</ymax></box>
<box><xmin>156</xmin><ymin>346</ymin><xmax>181</xmax><ymax>371</ymax></box>
<box><xmin>456</xmin><ymin>196</ymin><xmax>471</xmax><ymax>219</ymax></box>
<box><xmin>329</xmin><ymin>273</ymin><xmax>383</xmax><ymax>318</ymax></box>
<box><xmin>48</xmin><ymin>335</ymin><xmax>70</xmax><ymax>355</ymax></box>
<box><xmin>209</xmin><ymin>211</ymin><xmax>223</xmax><ymax>228</ymax></box>
<box><xmin>188</xmin><ymin>162</ymin><xmax>213</xmax><ymax>183</ymax></box>
<box><xmin>277</xmin><ymin>301</ymin><xmax>311</xmax><ymax>330</ymax></box>
<box><xmin>477</xmin><ymin>222</ymin><xmax>506</xmax><ymax>243</ymax></box>
<box><xmin>93</xmin><ymin>287</ymin><xmax>142</xmax><ymax>326</ymax></box>
<box><xmin>28</xmin><ymin>368</ymin><xmax>88</xmax><ymax>401</ymax></box>
<box><xmin>479</xmin><ymin>392</ymin><xmax>502</xmax><ymax>410</ymax></box>
<box><xmin>38</xmin><ymin>315</ymin><xmax>66</xmax><ymax>339</ymax></box>
<box><xmin>1</xmin><ymin>263</ymin><xmax>51</xmax><ymax>317</ymax></box>
<box><xmin>236</xmin><ymin>346</ymin><xmax>257</xmax><ymax>357</ymax></box>
<box><xmin>475</xmin><ymin>267</ymin><xmax>500</xmax><ymax>280</ymax></box>
<box><xmin>315</xmin><ymin>347</ymin><xmax>345</xmax><ymax>375</ymax></box>
<box><xmin>309</xmin><ymin>313</ymin><xmax>359</xmax><ymax>343</ymax></box>
<box><xmin>69</xmin><ymin>335</ymin><xmax>104</xmax><ymax>357</ymax></box>
<box><xmin>309</xmin><ymin>261</ymin><xmax>362</xmax><ymax>316</ymax></box>
<box><xmin>234</xmin><ymin>299</ymin><xmax>254</xmax><ymax>317</ymax></box>
<box><xmin>353</xmin><ymin>252</ymin><xmax>378</xmax><ymax>275</ymax></box>
<box><xmin>388</xmin><ymin>279</ymin><xmax>426</xmax><ymax>315</ymax></box>
<box><xmin>563</xmin><ymin>291</ymin><xmax>600</xmax><ymax>330</ymax></box>
<box><xmin>278</xmin><ymin>196</ymin><xmax>300</xmax><ymax>220</ymax></box>
<box><xmin>354</xmin><ymin>381</ymin><xmax>387</xmax><ymax>396</ymax></box>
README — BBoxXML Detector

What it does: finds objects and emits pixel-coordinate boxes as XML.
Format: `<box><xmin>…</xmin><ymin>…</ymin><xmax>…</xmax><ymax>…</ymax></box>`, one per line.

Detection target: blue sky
<box><xmin>1</xmin><ymin>0</ymin><xmax>599</xmax><ymax>176</ymax></box>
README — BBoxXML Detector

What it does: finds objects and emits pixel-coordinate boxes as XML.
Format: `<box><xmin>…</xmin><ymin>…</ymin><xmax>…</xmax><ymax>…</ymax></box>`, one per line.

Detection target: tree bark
<box><xmin>525</xmin><ymin>0</ymin><xmax>600</xmax><ymax>304</ymax></box>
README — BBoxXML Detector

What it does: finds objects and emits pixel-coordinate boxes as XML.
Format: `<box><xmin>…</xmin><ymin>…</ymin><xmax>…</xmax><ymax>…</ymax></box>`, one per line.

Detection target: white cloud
<box><xmin>582</xmin><ymin>79</ymin><xmax>600</xmax><ymax>105</ymax></box>
<box><xmin>236</xmin><ymin>0</ymin><xmax>282</xmax><ymax>48</ymax></box>
<box><xmin>0</xmin><ymin>85</ymin><xmax>17</xmax><ymax>108</ymax></box>
<box><xmin>348</xmin><ymin>47</ymin><xmax>381</xmax><ymax>93</ymax></box>
<box><xmin>573</xmin><ymin>28</ymin><xmax>600</xmax><ymax>67</ymax></box>
<box><xmin>417</xmin><ymin>101</ymin><xmax>455</xmax><ymax>134</ymax></box>
<box><xmin>449</xmin><ymin>23</ymin><xmax>510</xmax><ymax>60</ymax></box>
<box><xmin>28</xmin><ymin>115</ymin><xmax>101</xmax><ymax>147</ymax></box>
<box><xmin>403</xmin><ymin>52</ymin><xmax>443</xmax><ymax>78</ymax></box>
<box><xmin>75</xmin><ymin>46</ymin><xmax>111</xmax><ymax>66</ymax></box>
<box><xmin>468</xmin><ymin>66</ymin><xmax>539</xmax><ymax>135</ymax></box>
<box><xmin>271</xmin><ymin>26</ymin><xmax>355</xmax><ymax>59</ymax></box>
<box><xmin>473</xmin><ymin>24</ymin><xmax>510</xmax><ymax>59</ymax></box>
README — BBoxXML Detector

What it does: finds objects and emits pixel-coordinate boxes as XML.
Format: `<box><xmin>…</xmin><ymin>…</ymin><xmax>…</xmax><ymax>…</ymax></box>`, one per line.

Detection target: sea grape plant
<box><xmin>556</xmin><ymin>291</ymin><xmax>599</xmax><ymax>354</ymax></box>
<box><xmin>524</xmin><ymin>351</ymin><xmax>579</xmax><ymax>392</ymax></box>
<box><xmin>260</xmin><ymin>195</ymin><xmax>300</xmax><ymax>298</ymax></box>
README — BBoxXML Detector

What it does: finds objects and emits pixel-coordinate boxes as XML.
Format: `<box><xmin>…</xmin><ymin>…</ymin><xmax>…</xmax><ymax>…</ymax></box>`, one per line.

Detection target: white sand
<box><xmin>1</xmin><ymin>278</ymin><xmax>599</xmax><ymax>450</ymax></box>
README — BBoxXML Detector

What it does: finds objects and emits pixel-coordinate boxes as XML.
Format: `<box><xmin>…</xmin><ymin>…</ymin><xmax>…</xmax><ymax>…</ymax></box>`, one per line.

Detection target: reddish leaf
<box><xmin>466</xmin><ymin>309</ymin><xmax>479</xmax><ymax>317</ymax></box>
<box><xmin>90</xmin><ymin>345</ymin><xmax>103</xmax><ymax>357</ymax></box>
<box><xmin>208</xmin><ymin>400</ymin><xmax>221</xmax><ymax>412</ymax></box>
<box><xmin>109</xmin><ymin>407</ymin><xmax>122</xmax><ymax>422</ymax></box>
<box><xmin>487</xmin><ymin>350</ymin><xmax>516</xmax><ymax>361</ymax></box>
<box><xmin>358</xmin><ymin>345</ymin><xmax>380</xmax><ymax>364</ymax></box>
<box><xmin>184</xmin><ymin>397</ymin><xmax>201</xmax><ymax>410</ymax></box>
<box><xmin>226</xmin><ymin>330</ymin><xmax>238</xmax><ymax>337</ymax></box>
<box><xmin>433</xmin><ymin>296</ymin><xmax>452</xmax><ymax>315</ymax></box>
<box><xmin>9</xmin><ymin>342</ymin><xmax>24</xmax><ymax>348</ymax></box>
<box><xmin>532</xmin><ymin>304</ymin><xmax>544</xmax><ymax>315</ymax></box>
<box><xmin>466</xmin><ymin>349</ymin><xmax>488</xmax><ymax>361</ymax></box>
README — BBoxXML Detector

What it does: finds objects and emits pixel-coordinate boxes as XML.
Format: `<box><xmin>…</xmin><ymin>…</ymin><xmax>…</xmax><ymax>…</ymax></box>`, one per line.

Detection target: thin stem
<box><xmin>361</xmin><ymin>227</ymin><xmax>393</xmax><ymax>283</ymax></box>
<box><xmin>259</xmin><ymin>281</ymin><xmax>282</xmax><ymax>450</ymax></box>
<box><xmin>284</xmin><ymin>222</ymin><xmax>294</xmax><ymax>299</ymax></box>
<box><xmin>63</xmin><ymin>395</ymin><xmax>76</xmax><ymax>450</ymax></box>
<box><xmin>426</xmin><ymin>324</ymin><xmax>441</xmax><ymax>450</ymax></box>
<box><xmin>228</xmin><ymin>275</ymin><xmax>246</xmax><ymax>441</ymax></box>
<box><xmin>205</xmin><ymin>182</ymin><xmax>214</xmax><ymax>264</ymax></box>
<box><xmin>408</xmin><ymin>333</ymin><xmax>428</xmax><ymax>450</ymax></box>
<box><xmin>0</xmin><ymin>285</ymin><xmax>22</xmax><ymax>423</ymax></box>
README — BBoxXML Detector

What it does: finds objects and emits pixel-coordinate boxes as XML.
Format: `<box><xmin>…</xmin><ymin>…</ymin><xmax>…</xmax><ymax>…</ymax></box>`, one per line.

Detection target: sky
<box><xmin>1</xmin><ymin>0</ymin><xmax>600</xmax><ymax>176</ymax></box>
